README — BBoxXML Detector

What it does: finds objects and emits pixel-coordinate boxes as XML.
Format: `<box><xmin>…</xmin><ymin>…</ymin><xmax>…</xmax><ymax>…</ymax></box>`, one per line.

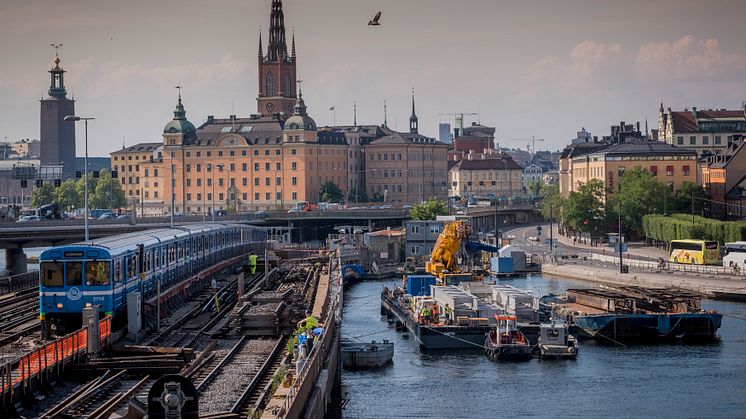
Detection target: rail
<box><xmin>1</xmin><ymin>316</ymin><xmax>112</xmax><ymax>410</ymax></box>
<box><xmin>230</xmin><ymin>337</ymin><xmax>286</xmax><ymax>414</ymax></box>
<box><xmin>0</xmin><ymin>271</ymin><xmax>38</xmax><ymax>295</ymax></box>
<box><xmin>590</xmin><ymin>253</ymin><xmax>746</xmax><ymax>278</ymax></box>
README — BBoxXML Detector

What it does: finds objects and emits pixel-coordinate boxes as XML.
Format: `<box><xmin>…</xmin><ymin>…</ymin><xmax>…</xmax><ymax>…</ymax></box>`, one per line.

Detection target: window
<box><xmin>266</xmin><ymin>72</ymin><xmax>275</xmax><ymax>96</ymax></box>
<box><xmin>197</xmin><ymin>193</ymin><xmax>201</xmax><ymax>201</ymax></box>
<box><xmin>207</xmin><ymin>193</ymin><xmax>212</xmax><ymax>200</ymax></box>
<box><xmin>186</xmin><ymin>164</ymin><xmax>191</xmax><ymax>172</ymax></box>
<box><xmin>186</xmin><ymin>179</ymin><xmax>191</xmax><ymax>187</ymax></box>
<box><xmin>219</xmin><ymin>193</ymin><xmax>224</xmax><ymax>200</ymax></box>
<box><xmin>264</xmin><ymin>150</ymin><xmax>270</xmax><ymax>156</ymax></box>
<box><xmin>715</xmin><ymin>136</ymin><xmax>722</xmax><ymax>145</ymax></box>
<box><xmin>291</xmin><ymin>149</ymin><xmax>297</xmax><ymax>155</ymax></box>
<box><xmin>276</xmin><ymin>192</ymin><xmax>281</xmax><ymax>200</ymax></box>
<box><xmin>85</xmin><ymin>261</ymin><xmax>110</xmax><ymax>286</ymax></box>
<box><xmin>410</xmin><ymin>225</ymin><xmax>420</xmax><ymax>234</ymax></box>
<box><xmin>196</xmin><ymin>164</ymin><xmax>201</xmax><ymax>172</ymax></box>
<box><xmin>242</xmin><ymin>163</ymin><xmax>248</xmax><ymax>171</ymax></box>
<box><xmin>254</xmin><ymin>163</ymin><xmax>260</xmax><ymax>171</ymax></box>
<box><xmin>41</xmin><ymin>262</ymin><xmax>64</xmax><ymax>287</ymax></box>
<box><xmin>292</xmin><ymin>177</ymin><xmax>297</xmax><ymax>186</ymax></box>
<box><xmin>242</xmin><ymin>193</ymin><xmax>248</xmax><ymax>200</ymax></box>
<box><xmin>292</xmin><ymin>192</ymin><xmax>297</xmax><ymax>200</ymax></box>
<box><xmin>254</xmin><ymin>192</ymin><xmax>259</xmax><ymax>200</ymax></box>
<box><xmin>690</xmin><ymin>136</ymin><xmax>696</xmax><ymax>145</ymax></box>
<box><xmin>242</xmin><ymin>150</ymin><xmax>247</xmax><ymax>156</ymax></box>
<box><xmin>430</xmin><ymin>225</ymin><xmax>440</xmax><ymax>234</ymax></box>
<box><xmin>230</xmin><ymin>150</ymin><xmax>235</xmax><ymax>157</ymax></box>
<box><xmin>187</xmin><ymin>193</ymin><xmax>192</xmax><ymax>200</ymax></box>
<box><xmin>265</xmin><ymin>162</ymin><xmax>270</xmax><ymax>171</ymax></box>
<box><xmin>254</xmin><ymin>178</ymin><xmax>259</xmax><ymax>186</ymax></box>
<box><xmin>207</xmin><ymin>178</ymin><xmax>212</xmax><ymax>187</ymax></box>
<box><xmin>154</xmin><ymin>169</ymin><xmax>159</xmax><ymax>177</ymax></box>
<box><xmin>275</xmin><ymin>149</ymin><xmax>281</xmax><ymax>155</ymax></box>
<box><xmin>218</xmin><ymin>178</ymin><xmax>224</xmax><ymax>187</ymax></box>
<box><xmin>292</xmin><ymin>162</ymin><xmax>297</xmax><ymax>170</ymax></box>
<box><xmin>265</xmin><ymin>178</ymin><xmax>270</xmax><ymax>186</ymax></box>
<box><xmin>276</xmin><ymin>177</ymin><xmax>282</xmax><ymax>185</ymax></box>
<box><xmin>144</xmin><ymin>169</ymin><xmax>149</xmax><ymax>177</ymax></box>
<box><xmin>666</xmin><ymin>166</ymin><xmax>674</xmax><ymax>176</ymax></box>
<box><xmin>207</xmin><ymin>151</ymin><xmax>212</xmax><ymax>157</ymax></box>
<box><xmin>683</xmin><ymin>165</ymin><xmax>690</xmax><ymax>176</ymax></box>
<box><xmin>703</xmin><ymin>136</ymin><xmax>709</xmax><ymax>145</ymax></box>
<box><xmin>242</xmin><ymin>178</ymin><xmax>248</xmax><ymax>186</ymax></box>
<box><xmin>197</xmin><ymin>178</ymin><xmax>201</xmax><ymax>187</ymax></box>
<box><xmin>265</xmin><ymin>192</ymin><xmax>270</xmax><ymax>200</ymax></box>
<box><xmin>650</xmin><ymin>166</ymin><xmax>657</xmax><ymax>176</ymax></box>
<box><xmin>230</xmin><ymin>163</ymin><xmax>235</xmax><ymax>171</ymax></box>
<box><xmin>410</xmin><ymin>246</ymin><xmax>420</xmax><ymax>254</ymax></box>
<box><xmin>276</xmin><ymin>162</ymin><xmax>281</xmax><ymax>170</ymax></box>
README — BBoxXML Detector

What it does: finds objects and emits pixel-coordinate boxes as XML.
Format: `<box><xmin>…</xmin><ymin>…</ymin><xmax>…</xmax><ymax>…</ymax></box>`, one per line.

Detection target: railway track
<box><xmin>231</xmin><ymin>337</ymin><xmax>289</xmax><ymax>418</ymax></box>
<box><xmin>197</xmin><ymin>337</ymin><xmax>282</xmax><ymax>416</ymax></box>
<box><xmin>0</xmin><ymin>286</ymin><xmax>41</xmax><ymax>346</ymax></box>
<box><xmin>40</xmin><ymin>369</ymin><xmax>152</xmax><ymax>419</ymax></box>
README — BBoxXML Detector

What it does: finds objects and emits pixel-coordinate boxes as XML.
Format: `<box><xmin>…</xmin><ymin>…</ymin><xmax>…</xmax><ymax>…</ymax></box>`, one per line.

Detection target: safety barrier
<box><xmin>1</xmin><ymin>316</ymin><xmax>111</xmax><ymax>409</ymax></box>
<box><xmin>0</xmin><ymin>271</ymin><xmax>38</xmax><ymax>295</ymax></box>
<box><xmin>590</xmin><ymin>253</ymin><xmax>745</xmax><ymax>278</ymax></box>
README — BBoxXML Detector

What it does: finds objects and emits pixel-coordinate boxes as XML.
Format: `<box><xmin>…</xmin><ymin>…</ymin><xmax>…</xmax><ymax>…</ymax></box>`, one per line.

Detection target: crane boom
<box><xmin>426</xmin><ymin>220</ymin><xmax>470</xmax><ymax>278</ymax></box>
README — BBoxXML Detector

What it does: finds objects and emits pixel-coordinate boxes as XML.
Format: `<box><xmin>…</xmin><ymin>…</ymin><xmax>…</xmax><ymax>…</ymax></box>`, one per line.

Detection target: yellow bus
<box><xmin>668</xmin><ymin>240</ymin><xmax>720</xmax><ymax>265</ymax></box>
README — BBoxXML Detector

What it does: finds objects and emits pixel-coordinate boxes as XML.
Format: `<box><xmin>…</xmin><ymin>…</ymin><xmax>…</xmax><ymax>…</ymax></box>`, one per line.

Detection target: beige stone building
<box><xmin>448</xmin><ymin>152</ymin><xmax>523</xmax><ymax>198</ymax></box>
<box><xmin>659</xmin><ymin>103</ymin><xmax>746</xmax><ymax>155</ymax></box>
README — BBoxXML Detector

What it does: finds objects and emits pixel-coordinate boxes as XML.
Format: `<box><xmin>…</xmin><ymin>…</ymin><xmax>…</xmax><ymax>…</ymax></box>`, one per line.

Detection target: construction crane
<box><xmin>425</xmin><ymin>220</ymin><xmax>497</xmax><ymax>282</ymax></box>
<box><xmin>505</xmin><ymin>136</ymin><xmax>545</xmax><ymax>154</ymax></box>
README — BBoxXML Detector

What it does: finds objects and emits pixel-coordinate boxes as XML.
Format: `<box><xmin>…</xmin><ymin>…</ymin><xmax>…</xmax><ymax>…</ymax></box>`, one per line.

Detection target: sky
<box><xmin>1</xmin><ymin>0</ymin><xmax>745</xmax><ymax>156</ymax></box>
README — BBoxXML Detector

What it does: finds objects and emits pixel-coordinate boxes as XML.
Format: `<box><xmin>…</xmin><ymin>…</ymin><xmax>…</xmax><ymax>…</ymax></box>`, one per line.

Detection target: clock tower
<box><xmin>257</xmin><ymin>0</ymin><xmax>297</xmax><ymax>118</ymax></box>
<box><xmin>40</xmin><ymin>51</ymin><xmax>76</xmax><ymax>178</ymax></box>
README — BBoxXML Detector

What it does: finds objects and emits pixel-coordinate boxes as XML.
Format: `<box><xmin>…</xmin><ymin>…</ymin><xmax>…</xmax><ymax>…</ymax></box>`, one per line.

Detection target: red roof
<box><xmin>670</xmin><ymin>110</ymin><xmax>745</xmax><ymax>133</ymax></box>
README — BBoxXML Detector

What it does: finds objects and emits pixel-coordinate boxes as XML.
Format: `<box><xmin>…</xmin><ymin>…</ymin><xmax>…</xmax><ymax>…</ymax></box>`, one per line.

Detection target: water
<box><xmin>341</xmin><ymin>275</ymin><xmax>746</xmax><ymax>418</ymax></box>
<box><xmin>0</xmin><ymin>247</ymin><xmax>43</xmax><ymax>274</ymax></box>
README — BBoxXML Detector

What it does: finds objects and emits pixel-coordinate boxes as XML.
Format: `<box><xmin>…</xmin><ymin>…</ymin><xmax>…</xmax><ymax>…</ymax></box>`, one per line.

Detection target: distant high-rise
<box><xmin>439</xmin><ymin>123</ymin><xmax>452</xmax><ymax>144</ymax></box>
<box><xmin>40</xmin><ymin>53</ymin><xmax>76</xmax><ymax>178</ymax></box>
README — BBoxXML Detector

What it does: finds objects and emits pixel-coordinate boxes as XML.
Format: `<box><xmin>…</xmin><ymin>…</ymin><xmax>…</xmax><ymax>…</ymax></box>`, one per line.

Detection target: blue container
<box><xmin>490</xmin><ymin>257</ymin><xmax>514</xmax><ymax>273</ymax></box>
<box><xmin>406</xmin><ymin>275</ymin><xmax>436</xmax><ymax>297</ymax></box>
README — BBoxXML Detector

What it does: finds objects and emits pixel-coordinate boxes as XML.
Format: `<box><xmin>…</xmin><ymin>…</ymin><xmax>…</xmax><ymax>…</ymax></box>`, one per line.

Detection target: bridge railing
<box><xmin>1</xmin><ymin>316</ymin><xmax>111</xmax><ymax>410</ymax></box>
<box><xmin>0</xmin><ymin>271</ymin><xmax>38</xmax><ymax>294</ymax></box>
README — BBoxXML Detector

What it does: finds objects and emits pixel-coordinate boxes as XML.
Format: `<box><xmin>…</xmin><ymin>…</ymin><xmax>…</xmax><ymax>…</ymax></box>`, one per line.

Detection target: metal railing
<box><xmin>590</xmin><ymin>253</ymin><xmax>745</xmax><ymax>278</ymax></box>
<box><xmin>1</xmin><ymin>316</ymin><xmax>112</xmax><ymax>410</ymax></box>
<box><xmin>0</xmin><ymin>271</ymin><xmax>38</xmax><ymax>294</ymax></box>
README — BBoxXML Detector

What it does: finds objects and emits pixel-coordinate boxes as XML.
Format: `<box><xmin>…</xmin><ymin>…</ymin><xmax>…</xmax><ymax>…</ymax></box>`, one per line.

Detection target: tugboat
<box><xmin>537</xmin><ymin>314</ymin><xmax>578</xmax><ymax>360</ymax></box>
<box><xmin>484</xmin><ymin>315</ymin><xmax>532</xmax><ymax>362</ymax></box>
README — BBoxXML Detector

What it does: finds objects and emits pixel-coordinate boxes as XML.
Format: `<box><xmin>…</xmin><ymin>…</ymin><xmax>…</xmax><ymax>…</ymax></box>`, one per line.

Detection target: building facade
<box><xmin>405</xmin><ymin>220</ymin><xmax>445</xmax><ymax>263</ymax></box>
<box><xmin>565</xmin><ymin>142</ymin><xmax>697</xmax><ymax>198</ymax></box>
<box><xmin>701</xmin><ymin>143</ymin><xmax>746</xmax><ymax>219</ymax></box>
<box><xmin>659</xmin><ymin>103</ymin><xmax>746</xmax><ymax>155</ymax></box>
<box><xmin>449</xmin><ymin>152</ymin><xmax>523</xmax><ymax>198</ymax></box>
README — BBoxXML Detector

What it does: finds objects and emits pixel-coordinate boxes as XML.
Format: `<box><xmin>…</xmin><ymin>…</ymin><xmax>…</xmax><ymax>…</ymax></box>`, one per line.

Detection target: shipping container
<box><xmin>490</xmin><ymin>257</ymin><xmax>514</xmax><ymax>273</ymax></box>
<box><xmin>406</xmin><ymin>274</ymin><xmax>437</xmax><ymax>297</ymax></box>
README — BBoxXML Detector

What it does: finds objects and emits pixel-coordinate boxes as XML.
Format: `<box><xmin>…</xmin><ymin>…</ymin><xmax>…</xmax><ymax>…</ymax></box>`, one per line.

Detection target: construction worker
<box><xmin>419</xmin><ymin>306</ymin><xmax>430</xmax><ymax>324</ymax></box>
<box><xmin>248</xmin><ymin>252</ymin><xmax>258</xmax><ymax>275</ymax></box>
<box><xmin>432</xmin><ymin>303</ymin><xmax>440</xmax><ymax>324</ymax></box>
<box><xmin>444</xmin><ymin>304</ymin><xmax>453</xmax><ymax>325</ymax></box>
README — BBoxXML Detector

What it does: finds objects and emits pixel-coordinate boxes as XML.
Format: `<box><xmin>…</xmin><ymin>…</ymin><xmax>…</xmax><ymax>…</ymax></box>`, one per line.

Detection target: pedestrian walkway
<box><xmin>551</xmin><ymin>225</ymin><xmax>668</xmax><ymax>260</ymax></box>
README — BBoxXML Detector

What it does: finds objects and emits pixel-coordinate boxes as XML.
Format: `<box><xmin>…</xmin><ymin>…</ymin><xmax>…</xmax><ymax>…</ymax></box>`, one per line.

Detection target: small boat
<box><xmin>341</xmin><ymin>340</ymin><xmax>394</xmax><ymax>369</ymax></box>
<box><xmin>484</xmin><ymin>315</ymin><xmax>532</xmax><ymax>362</ymax></box>
<box><xmin>537</xmin><ymin>316</ymin><xmax>578</xmax><ymax>360</ymax></box>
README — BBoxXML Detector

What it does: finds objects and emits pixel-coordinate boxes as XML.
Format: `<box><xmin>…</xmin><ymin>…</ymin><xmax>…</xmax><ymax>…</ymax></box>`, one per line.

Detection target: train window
<box><xmin>85</xmin><ymin>261</ymin><xmax>110</xmax><ymax>286</ymax></box>
<box><xmin>66</xmin><ymin>261</ymin><xmax>83</xmax><ymax>286</ymax></box>
<box><xmin>114</xmin><ymin>259</ymin><xmax>122</xmax><ymax>283</ymax></box>
<box><xmin>41</xmin><ymin>262</ymin><xmax>64</xmax><ymax>287</ymax></box>
<box><xmin>178</xmin><ymin>242</ymin><xmax>183</xmax><ymax>258</ymax></box>
<box><xmin>169</xmin><ymin>245</ymin><xmax>175</xmax><ymax>263</ymax></box>
<box><xmin>128</xmin><ymin>256</ymin><xmax>137</xmax><ymax>278</ymax></box>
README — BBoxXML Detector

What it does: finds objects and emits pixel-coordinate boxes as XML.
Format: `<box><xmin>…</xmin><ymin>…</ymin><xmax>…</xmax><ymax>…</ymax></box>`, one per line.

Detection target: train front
<box><xmin>39</xmin><ymin>246</ymin><xmax>113</xmax><ymax>336</ymax></box>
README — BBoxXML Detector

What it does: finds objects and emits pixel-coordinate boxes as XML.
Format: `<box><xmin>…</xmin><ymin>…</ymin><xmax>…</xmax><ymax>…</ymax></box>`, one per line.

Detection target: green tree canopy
<box><xmin>527</xmin><ymin>178</ymin><xmax>544</xmax><ymax>196</ymax></box>
<box><xmin>608</xmin><ymin>167</ymin><xmax>672</xmax><ymax>235</ymax></box>
<box><xmin>410</xmin><ymin>198</ymin><xmax>448</xmax><ymax>220</ymax></box>
<box><xmin>30</xmin><ymin>182</ymin><xmax>55</xmax><ymax>207</ymax></box>
<box><xmin>54</xmin><ymin>179</ymin><xmax>81</xmax><ymax>211</ymax></box>
<box><xmin>319</xmin><ymin>181</ymin><xmax>344</xmax><ymax>202</ymax></box>
<box><xmin>539</xmin><ymin>183</ymin><xmax>563</xmax><ymax>221</ymax></box>
<box><xmin>674</xmin><ymin>181</ymin><xmax>707</xmax><ymax>214</ymax></box>
<box><xmin>90</xmin><ymin>170</ymin><xmax>126</xmax><ymax>209</ymax></box>
<box><xmin>563</xmin><ymin>178</ymin><xmax>607</xmax><ymax>234</ymax></box>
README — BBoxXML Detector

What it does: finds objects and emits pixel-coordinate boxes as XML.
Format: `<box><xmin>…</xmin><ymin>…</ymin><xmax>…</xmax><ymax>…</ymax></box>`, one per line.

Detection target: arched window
<box><xmin>284</xmin><ymin>74</ymin><xmax>292</xmax><ymax>97</ymax></box>
<box><xmin>266</xmin><ymin>72</ymin><xmax>275</xmax><ymax>97</ymax></box>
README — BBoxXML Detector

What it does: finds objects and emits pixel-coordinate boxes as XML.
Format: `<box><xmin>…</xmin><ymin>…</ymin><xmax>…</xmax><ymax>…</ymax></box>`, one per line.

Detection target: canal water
<box><xmin>341</xmin><ymin>275</ymin><xmax>746</xmax><ymax>418</ymax></box>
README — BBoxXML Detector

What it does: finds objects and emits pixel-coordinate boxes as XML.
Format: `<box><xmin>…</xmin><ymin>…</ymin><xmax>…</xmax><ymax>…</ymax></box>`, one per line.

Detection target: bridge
<box><xmin>0</xmin><ymin>204</ymin><xmax>540</xmax><ymax>275</ymax></box>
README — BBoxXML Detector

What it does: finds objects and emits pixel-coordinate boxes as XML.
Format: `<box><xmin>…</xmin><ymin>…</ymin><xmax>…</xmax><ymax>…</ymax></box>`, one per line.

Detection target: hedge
<box><xmin>642</xmin><ymin>214</ymin><xmax>746</xmax><ymax>245</ymax></box>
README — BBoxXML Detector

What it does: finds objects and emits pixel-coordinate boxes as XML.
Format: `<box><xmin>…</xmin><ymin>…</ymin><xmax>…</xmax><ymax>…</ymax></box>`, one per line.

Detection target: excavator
<box><xmin>425</xmin><ymin>220</ymin><xmax>497</xmax><ymax>283</ymax></box>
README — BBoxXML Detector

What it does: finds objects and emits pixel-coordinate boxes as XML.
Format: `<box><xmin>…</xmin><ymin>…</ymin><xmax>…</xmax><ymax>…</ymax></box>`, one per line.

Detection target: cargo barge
<box><xmin>555</xmin><ymin>287</ymin><xmax>722</xmax><ymax>342</ymax></box>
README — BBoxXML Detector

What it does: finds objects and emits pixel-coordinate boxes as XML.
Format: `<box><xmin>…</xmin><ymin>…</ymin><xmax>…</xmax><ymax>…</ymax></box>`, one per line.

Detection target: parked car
<box><xmin>116</xmin><ymin>214</ymin><xmax>130</xmax><ymax>220</ymax></box>
<box><xmin>17</xmin><ymin>215</ymin><xmax>42</xmax><ymax>222</ymax></box>
<box><xmin>215</xmin><ymin>209</ymin><xmax>228</xmax><ymax>216</ymax></box>
<box><xmin>97</xmin><ymin>212</ymin><xmax>117</xmax><ymax>220</ymax></box>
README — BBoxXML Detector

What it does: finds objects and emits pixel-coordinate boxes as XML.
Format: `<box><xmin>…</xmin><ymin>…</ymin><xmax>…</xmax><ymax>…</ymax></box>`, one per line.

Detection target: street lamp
<box><xmin>202</xmin><ymin>165</ymin><xmax>207</xmax><ymax>222</ymax></box>
<box><xmin>64</xmin><ymin>115</ymin><xmax>94</xmax><ymax>241</ymax></box>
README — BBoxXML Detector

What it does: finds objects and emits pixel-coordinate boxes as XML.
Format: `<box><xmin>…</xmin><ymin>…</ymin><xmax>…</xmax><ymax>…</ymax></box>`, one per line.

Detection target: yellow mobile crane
<box><xmin>425</xmin><ymin>220</ymin><xmax>476</xmax><ymax>283</ymax></box>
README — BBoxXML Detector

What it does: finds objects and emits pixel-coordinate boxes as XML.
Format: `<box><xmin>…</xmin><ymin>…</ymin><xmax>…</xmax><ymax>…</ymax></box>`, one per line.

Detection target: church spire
<box><xmin>291</xmin><ymin>28</ymin><xmax>296</xmax><ymax>59</ymax></box>
<box><xmin>258</xmin><ymin>30</ymin><xmax>263</xmax><ymax>57</ymax></box>
<box><xmin>268</xmin><ymin>0</ymin><xmax>288</xmax><ymax>61</ymax></box>
<box><xmin>409</xmin><ymin>88</ymin><xmax>419</xmax><ymax>134</ymax></box>
<box><xmin>173</xmin><ymin>85</ymin><xmax>186</xmax><ymax>120</ymax></box>
<box><xmin>354</xmin><ymin>100</ymin><xmax>357</xmax><ymax>127</ymax></box>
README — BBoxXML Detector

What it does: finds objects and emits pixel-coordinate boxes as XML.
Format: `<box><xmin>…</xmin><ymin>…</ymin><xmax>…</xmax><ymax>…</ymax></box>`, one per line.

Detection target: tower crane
<box><xmin>505</xmin><ymin>136</ymin><xmax>545</xmax><ymax>154</ymax></box>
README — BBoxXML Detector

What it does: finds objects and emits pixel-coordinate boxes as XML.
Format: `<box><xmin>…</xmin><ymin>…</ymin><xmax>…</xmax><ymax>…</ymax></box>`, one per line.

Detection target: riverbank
<box><xmin>542</xmin><ymin>262</ymin><xmax>746</xmax><ymax>298</ymax></box>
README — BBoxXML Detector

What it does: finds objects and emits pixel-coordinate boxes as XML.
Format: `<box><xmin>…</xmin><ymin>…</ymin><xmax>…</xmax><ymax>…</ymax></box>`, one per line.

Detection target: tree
<box><xmin>90</xmin><ymin>170</ymin><xmax>126</xmax><ymax>209</ymax></box>
<box><xmin>410</xmin><ymin>197</ymin><xmax>448</xmax><ymax>220</ymax></box>
<box><xmin>319</xmin><ymin>181</ymin><xmax>344</xmax><ymax>202</ymax></box>
<box><xmin>674</xmin><ymin>182</ymin><xmax>706</xmax><ymax>215</ymax></box>
<box><xmin>370</xmin><ymin>192</ymin><xmax>384</xmax><ymax>202</ymax></box>
<box><xmin>348</xmin><ymin>187</ymin><xmax>368</xmax><ymax>203</ymax></box>
<box><xmin>539</xmin><ymin>183</ymin><xmax>563</xmax><ymax>221</ymax></box>
<box><xmin>31</xmin><ymin>182</ymin><xmax>56</xmax><ymax>207</ymax></box>
<box><xmin>54</xmin><ymin>179</ymin><xmax>81</xmax><ymax>211</ymax></box>
<box><xmin>562</xmin><ymin>179</ymin><xmax>607</xmax><ymax>235</ymax></box>
<box><xmin>608</xmin><ymin>167</ymin><xmax>672</xmax><ymax>236</ymax></box>
<box><xmin>527</xmin><ymin>178</ymin><xmax>544</xmax><ymax>197</ymax></box>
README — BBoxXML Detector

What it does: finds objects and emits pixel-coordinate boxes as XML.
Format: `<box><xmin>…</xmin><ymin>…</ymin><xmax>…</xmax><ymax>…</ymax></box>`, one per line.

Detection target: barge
<box><xmin>558</xmin><ymin>287</ymin><xmax>722</xmax><ymax>342</ymax></box>
<box><xmin>341</xmin><ymin>340</ymin><xmax>394</xmax><ymax>368</ymax></box>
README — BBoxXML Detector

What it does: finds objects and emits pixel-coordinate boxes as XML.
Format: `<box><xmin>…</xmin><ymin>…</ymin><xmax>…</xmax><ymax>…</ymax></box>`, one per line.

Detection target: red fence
<box><xmin>1</xmin><ymin>316</ymin><xmax>111</xmax><ymax>408</ymax></box>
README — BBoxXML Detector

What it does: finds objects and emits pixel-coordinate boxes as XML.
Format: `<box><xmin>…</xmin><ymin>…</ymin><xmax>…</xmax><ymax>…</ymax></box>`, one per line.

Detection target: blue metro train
<box><xmin>39</xmin><ymin>223</ymin><xmax>266</xmax><ymax>334</ymax></box>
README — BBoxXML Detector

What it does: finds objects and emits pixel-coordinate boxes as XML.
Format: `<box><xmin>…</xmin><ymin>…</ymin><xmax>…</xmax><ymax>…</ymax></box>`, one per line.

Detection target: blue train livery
<box><xmin>39</xmin><ymin>223</ymin><xmax>266</xmax><ymax>334</ymax></box>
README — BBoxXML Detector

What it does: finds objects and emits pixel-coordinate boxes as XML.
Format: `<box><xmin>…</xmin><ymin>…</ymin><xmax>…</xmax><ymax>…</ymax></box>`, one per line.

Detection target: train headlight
<box><xmin>85</xmin><ymin>302</ymin><xmax>93</xmax><ymax>308</ymax></box>
<box><xmin>56</xmin><ymin>303</ymin><xmax>64</xmax><ymax>310</ymax></box>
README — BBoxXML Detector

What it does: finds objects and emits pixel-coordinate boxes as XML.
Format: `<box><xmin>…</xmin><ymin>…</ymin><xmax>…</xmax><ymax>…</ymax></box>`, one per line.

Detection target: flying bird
<box><xmin>368</xmin><ymin>11</ymin><xmax>381</xmax><ymax>26</ymax></box>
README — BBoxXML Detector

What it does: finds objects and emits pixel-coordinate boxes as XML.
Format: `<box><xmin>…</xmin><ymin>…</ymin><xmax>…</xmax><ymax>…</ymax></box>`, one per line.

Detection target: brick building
<box><xmin>659</xmin><ymin>103</ymin><xmax>746</xmax><ymax>155</ymax></box>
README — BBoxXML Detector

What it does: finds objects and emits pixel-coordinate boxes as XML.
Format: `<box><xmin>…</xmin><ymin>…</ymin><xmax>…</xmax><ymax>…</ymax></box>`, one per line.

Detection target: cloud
<box><xmin>527</xmin><ymin>40</ymin><xmax>623</xmax><ymax>88</ymax></box>
<box><xmin>635</xmin><ymin>35</ymin><xmax>746</xmax><ymax>80</ymax></box>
